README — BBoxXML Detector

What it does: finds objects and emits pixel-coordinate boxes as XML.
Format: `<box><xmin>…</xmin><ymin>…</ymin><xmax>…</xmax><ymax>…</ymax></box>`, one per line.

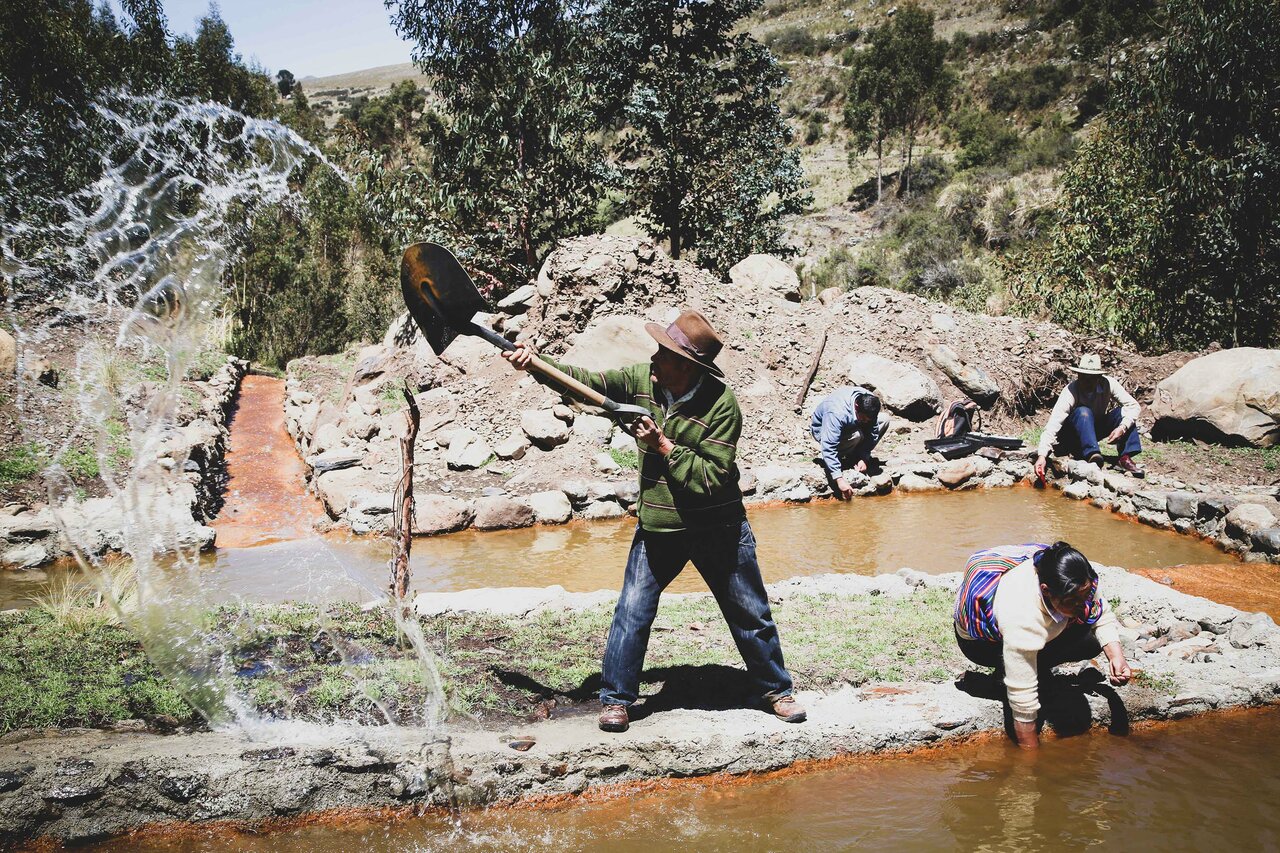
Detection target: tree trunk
<box><xmin>876</xmin><ymin>135</ymin><xmax>883</xmax><ymax>202</ymax></box>
<box><xmin>390</xmin><ymin>380</ymin><xmax>420</xmax><ymax>605</ymax></box>
<box><xmin>904</xmin><ymin>128</ymin><xmax>915</xmax><ymax>197</ymax></box>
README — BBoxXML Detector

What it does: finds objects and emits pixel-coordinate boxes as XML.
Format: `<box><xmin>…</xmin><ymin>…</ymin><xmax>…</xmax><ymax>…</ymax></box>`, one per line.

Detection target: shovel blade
<box><xmin>400</xmin><ymin>242</ymin><xmax>491</xmax><ymax>355</ymax></box>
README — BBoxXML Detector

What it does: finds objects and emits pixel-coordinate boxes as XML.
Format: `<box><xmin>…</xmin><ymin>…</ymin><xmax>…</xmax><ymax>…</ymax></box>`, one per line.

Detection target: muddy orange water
<box><xmin>0</xmin><ymin>482</ymin><xmax>1267</xmax><ymax>612</ymax></box>
<box><xmin>97</xmin><ymin>706</ymin><xmax>1280</xmax><ymax>851</ymax></box>
<box><xmin>209</xmin><ymin>374</ymin><xmax>327</xmax><ymax>548</ymax></box>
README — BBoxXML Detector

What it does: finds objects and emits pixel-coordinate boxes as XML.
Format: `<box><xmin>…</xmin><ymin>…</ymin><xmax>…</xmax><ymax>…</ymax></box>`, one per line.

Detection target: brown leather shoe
<box><xmin>1117</xmin><ymin>454</ymin><xmax>1145</xmax><ymax>478</ymax></box>
<box><xmin>598</xmin><ymin>704</ymin><xmax>629</xmax><ymax>733</ymax></box>
<box><xmin>770</xmin><ymin>695</ymin><xmax>807</xmax><ymax>723</ymax></box>
<box><xmin>1086</xmin><ymin>453</ymin><xmax>1104</xmax><ymax>466</ymax></box>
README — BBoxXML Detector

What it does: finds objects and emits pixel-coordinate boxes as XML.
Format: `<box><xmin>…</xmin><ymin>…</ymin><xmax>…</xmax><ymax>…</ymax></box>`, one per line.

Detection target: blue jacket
<box><xmin>810</xmin><ymin>386</ymin><xmax>885</xmax><ymax>477</ymax></box>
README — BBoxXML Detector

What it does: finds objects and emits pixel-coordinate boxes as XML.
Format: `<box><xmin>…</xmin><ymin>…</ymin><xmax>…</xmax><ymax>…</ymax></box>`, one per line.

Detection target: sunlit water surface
<box><xmin>0</xmin><ymin>487</ymin><xmax>1242</xmax><ymax>610</ymax></box>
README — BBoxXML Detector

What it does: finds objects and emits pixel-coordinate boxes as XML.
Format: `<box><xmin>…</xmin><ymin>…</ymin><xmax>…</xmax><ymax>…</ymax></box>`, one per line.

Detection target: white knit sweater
<box><xmin>993</xmin><ymin>560</ymin><xmax>1121</xmax><ymax>723</ymax></box>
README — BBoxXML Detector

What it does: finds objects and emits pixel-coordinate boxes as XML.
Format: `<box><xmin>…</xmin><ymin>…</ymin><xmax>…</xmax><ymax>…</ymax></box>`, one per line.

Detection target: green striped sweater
<box><xmin>541</xmin><ymin>357</ymin><xmax>745</xmax><ymax>533</ymax></box>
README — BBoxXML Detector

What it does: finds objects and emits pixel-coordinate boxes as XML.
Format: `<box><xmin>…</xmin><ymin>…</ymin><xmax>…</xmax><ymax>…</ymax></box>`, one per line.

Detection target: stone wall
<box><xmin>1047</xmin><ymin>456</ymin><xmax>1280</xmax><ymax>564</ymax></box>
<box><xmin>0</xmin><ymin>358</ymin><xmax>248</xmax><ymax>568</ymax></box>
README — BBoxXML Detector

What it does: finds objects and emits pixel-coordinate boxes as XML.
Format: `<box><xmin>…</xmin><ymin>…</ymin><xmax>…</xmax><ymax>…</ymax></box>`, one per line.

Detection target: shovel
<box><xmin>400</xmin><ymin>242</ymin><xmax>651</xmax><ymax>424</ymax></box>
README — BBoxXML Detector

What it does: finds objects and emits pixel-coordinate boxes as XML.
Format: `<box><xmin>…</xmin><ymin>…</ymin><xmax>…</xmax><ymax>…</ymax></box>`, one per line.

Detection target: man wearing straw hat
<box><xmin>1034</xmin><ymin>353</ymin><xmax>1144</xmax><ymax>481</ymax></box>
<box><xmin>504</xmin><ymin>309</ymin><xmax>805</xmax><ymax>733</ymax></box>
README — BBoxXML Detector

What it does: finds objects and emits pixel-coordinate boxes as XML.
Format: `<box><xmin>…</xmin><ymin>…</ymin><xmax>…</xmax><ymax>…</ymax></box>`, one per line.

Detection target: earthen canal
<box><xmin>93</xmin><ymin>707</ymin><xmax>1280</xmax><ymax>851</ymax></box>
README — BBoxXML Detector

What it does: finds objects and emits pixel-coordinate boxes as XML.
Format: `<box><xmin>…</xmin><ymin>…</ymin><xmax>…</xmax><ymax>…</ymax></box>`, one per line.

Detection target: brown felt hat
<box><xmin>645</xmin><ymin>309</ymin><xmax>725</xmax><ymax>378</ymax></box>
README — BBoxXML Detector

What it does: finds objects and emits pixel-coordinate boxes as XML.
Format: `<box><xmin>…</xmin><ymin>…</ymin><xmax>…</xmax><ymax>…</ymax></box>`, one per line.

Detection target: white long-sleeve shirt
<box><xmin>1037</xmin><ymin>375</ymin><xmax>1141</xmax><ymax>458</ymax></box>
<box><xmin>993</xmin><ymin>559</ymin><xmax>1120</xmax><ymax>723</ymax></box>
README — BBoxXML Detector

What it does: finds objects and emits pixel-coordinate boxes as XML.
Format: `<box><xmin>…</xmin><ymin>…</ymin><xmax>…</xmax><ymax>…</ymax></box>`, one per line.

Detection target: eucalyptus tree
<box><xmin>387</xmin><ymin>0</ymin><xmax>608</xmax><ymax>286</ymax></box>
<box><xmin>844</xmin><ymin>3</ymin><xmax>952</xmax><ymax>200</ymax></box>
<box><xmin>591</xmin><ymin>0</ymin><xmax>809</xmax><ymax>275</ymax></box>
<box><xmin>1012</xmin><ymin>0</ymin><xmax>1280</xmax><ymax>350</ymax></box>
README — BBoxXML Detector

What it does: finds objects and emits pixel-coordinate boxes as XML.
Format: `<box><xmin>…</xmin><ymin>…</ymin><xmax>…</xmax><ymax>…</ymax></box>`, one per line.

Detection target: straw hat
<box><xmin>645</xmin><ymin>309</ymin><xmax>725</xmax><ymax>378</ymax></box>
<box><xmin>1070</xmin><ymin>353</ymin><xmax>1105</xmax><ymax>375</ymax></box>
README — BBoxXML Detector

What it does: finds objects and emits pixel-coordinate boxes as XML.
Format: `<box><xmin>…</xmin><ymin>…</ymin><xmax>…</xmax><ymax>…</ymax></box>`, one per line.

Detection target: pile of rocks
<box><xmin>282</xmin><ymin>233</ymin><xmax>1276</xmax><ymax>540</ymax></box>
<box><xmin>0</xmin><ymin>358</ymin><xmax>247</xmax><ymax>567</ymax></box>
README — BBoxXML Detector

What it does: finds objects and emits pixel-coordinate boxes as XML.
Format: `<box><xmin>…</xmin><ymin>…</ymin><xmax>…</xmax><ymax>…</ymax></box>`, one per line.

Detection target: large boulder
<box><xmin>560</xmin><ymin>316</ymin><xmax>655</xmax><ymax>372</ymax></box>
<box><xmin>1152</xmin><ymin>348</ymin><xmax>1280</xmax><ymax>447</ymax></box>
<box><xmin>314</xmin><ymin>467</ymin><xmax>385</xmax><ymax>517</ymax></box>
<box><xmin>924</xmin><ymin>343</ymin><xmax>1000</xmax><ymax>408</ymax></box>
<box><xmin>1225</xmin><ymin>503</ymin><xmax>1277</xmax><ymax>541</ymax></box>
<box><xmin>444</xmin><ymin>430</ymin><xmax>494</xmax><ymax>470</ymax></box>
<box><xmin>413</xmin><ymin>495</ymin><xmax>474</xmax><ymax>535</ymax></box>
<box><xmin>521</xmin><ymin>409</ymin><xmax>571</xmax><ymax>450</ymax></box>
<box><xmin>728</xmin><ymin>254</ymin><xmax>802</xmax><ymax>301</ymax></box>
<box><xmin>841</xmin><ymin>352</ymin><xmax>941</xmax><ymax>421</ymax></box>
<box><xmin>473</xmin><ymin>496</ymin><xmax>536</xmax><ymax>530</ymax></box>
<box><xmin>526</xmin><ymin>490</ymin><xmax>573</xmax><ymax>524</ymax></box>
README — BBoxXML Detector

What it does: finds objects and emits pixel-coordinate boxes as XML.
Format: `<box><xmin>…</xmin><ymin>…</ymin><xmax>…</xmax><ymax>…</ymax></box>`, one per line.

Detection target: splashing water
<box><xmin>1</xmin><ymin>94</ymin><xmax>451</xmax><ymax>751</ymax></box>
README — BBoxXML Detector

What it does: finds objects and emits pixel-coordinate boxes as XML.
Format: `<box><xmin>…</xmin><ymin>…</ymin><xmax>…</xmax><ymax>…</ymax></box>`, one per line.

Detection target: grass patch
<box><xmin>0</xmin><ymin>587</ymin><xmax>968</xmax><ymax>732</ymax></box>
<box><xmin>0</xmin><ymin>442</ymin><xmax>45</xmax><ymax>485</ymax></box>
<box><xmin>57</xmin><ymin>444</ymin><xmax>99</xmax><ymax>480</ymax></box>
<box><xmin>609</xmin><ymin>446</ymin><xmax>640</xmax><ymax>470</ymax></box>
<box><xmin>1132</xmin><ymin>669</ymin><xmax>1178</xmax><ymax>694</ymax></box>
<box><xmin>0</xmin><ymin>611</ymin><xmax>194</xmax><ymax>732</ymax></box>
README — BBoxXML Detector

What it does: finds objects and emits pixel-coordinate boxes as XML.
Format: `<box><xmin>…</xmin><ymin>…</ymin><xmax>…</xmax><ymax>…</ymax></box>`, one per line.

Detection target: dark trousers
<box><xmin>956</xmin><ymin>621</ymin><xmax>1103</xmax><ymax>672</ymax></box>
<box><xmin>599</xmin><ymin>519</ymin><xmax>795</xmax><ymax>707</ymax></box>
<box><xmin>1063</xmin><ymin>406</ymin><xmax>1142</xmax><ymax>460</ymax></box>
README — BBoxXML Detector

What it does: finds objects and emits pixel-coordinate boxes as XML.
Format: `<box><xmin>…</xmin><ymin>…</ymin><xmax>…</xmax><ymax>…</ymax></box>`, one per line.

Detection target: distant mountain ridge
<box><xmin>300</xmin><ymin>62</ymin><xmax>427</xmax><ymax>93</ymax></box>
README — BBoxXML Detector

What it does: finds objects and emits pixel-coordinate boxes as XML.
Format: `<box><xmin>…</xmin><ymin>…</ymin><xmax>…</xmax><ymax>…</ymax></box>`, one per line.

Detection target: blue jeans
<box><xmin>1065</xmin><ymin>407</ymin><xmax>1142</xmax><ymax>460</ymax></box>
<box><xmin>599</xmin><ymin>519</ymin><xmax>795</xmax><ymax>707</ymax></box>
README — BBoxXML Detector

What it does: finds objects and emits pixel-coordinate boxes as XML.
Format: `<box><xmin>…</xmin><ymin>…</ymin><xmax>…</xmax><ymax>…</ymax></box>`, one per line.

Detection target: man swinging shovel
<box><xmin>402</xmin><ymin>243</ymin><xmax>805</xmax><ymax>733</ymax></box>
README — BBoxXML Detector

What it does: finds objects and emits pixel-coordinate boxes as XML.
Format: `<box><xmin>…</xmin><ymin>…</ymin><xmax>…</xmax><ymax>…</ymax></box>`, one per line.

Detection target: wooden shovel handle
<box><xmin>465</xmin><ymin>320</ymin><xmax>626</xmax><ymax>414</ymax></box>
<box><xmin>525</xmin><ymin>357</ymin><xmax>614</xmax><ymax>410</ymax></box>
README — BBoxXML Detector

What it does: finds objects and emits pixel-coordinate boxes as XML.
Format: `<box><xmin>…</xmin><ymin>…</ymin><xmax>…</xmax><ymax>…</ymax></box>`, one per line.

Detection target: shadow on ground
<box><xmin>956</xmin><ymin>667</ymin><xmax>1130</xmax><ymax>742</ymax></box>
<box><xmin>493</xmin><ymin>663</ymin><xmax>775</xmax><ymax>721</ymax></box>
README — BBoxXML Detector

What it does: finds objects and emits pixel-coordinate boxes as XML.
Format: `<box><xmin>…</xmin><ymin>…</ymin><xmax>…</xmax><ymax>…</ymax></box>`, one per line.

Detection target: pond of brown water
<box><xmin>0</xmin><ymin>487</ymin><xmax>1244</xmax><ymax>610</ymax></box>
<box><xmin>100</xmin><ymin>706</ymin><xmax>1280</xmax><ymax>852</ymax></box>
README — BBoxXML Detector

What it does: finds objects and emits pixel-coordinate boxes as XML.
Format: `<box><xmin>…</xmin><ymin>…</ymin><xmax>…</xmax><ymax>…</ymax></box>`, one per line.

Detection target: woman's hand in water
<box><xmin>1105</xmin><ymin>643</ymin><xmax>1132</xmax><ymax>686</ymax></box>
<box><xmin>1034</xmin><ymin>456</ymin><xmax>1047</xmax><ymax>482</ymax></box>
<box><xmin>502</xmin><ymin>341</ymin><xmax>536</xmax><ymax>371</ymax></box>
<box><xmin>1013</xmin><ymin>720</ymin><xmax>1039</xmax><ymax>750</ymax></box>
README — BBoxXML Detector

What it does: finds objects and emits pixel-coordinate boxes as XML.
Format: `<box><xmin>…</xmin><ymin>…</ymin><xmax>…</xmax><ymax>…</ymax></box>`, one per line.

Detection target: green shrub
<box><xmin>985</xmin><ymin>63</ymin><xmax>1072</xmax><ymax>113</ymax></box>
<box><xmin>765</xmin><ymin>26</ymin><xmax>820</xmax><ymax>57</ymax></box>
<box><xmin>804</xmin><ymin>114</ymin><xmax>825</xmax><ymax>145</ymax></box>
<box><xmin>609</xmin><ymin>447</ymin><xmax>639</xmax><ymax>470</ymax></box>
<box><xmin>949</xmin><ymin>108</ymin><xmax>1022</xmax><ymax>169</ymax></box>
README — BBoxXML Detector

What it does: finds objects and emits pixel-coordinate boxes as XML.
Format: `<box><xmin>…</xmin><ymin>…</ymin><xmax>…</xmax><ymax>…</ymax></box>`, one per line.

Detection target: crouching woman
<box><xmin>953</xmin><ymin>541</ymin><xmax>1132</xmax><ymax>749</ymax></box>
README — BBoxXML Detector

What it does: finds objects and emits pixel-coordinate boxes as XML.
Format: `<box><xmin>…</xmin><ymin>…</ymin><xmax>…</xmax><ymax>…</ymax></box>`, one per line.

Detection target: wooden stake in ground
<box><xmin>391</xmin><ymin>380</ymin><xmax>420</xmax><ymax>603</ymax></box>
<box><xmin>794</xmin><ymin>327</ymin><xmax>829</xmax><ymax>409</ymax></box>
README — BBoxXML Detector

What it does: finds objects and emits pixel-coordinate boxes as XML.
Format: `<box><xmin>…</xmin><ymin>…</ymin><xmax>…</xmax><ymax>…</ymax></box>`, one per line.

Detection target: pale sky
<box><xmin>112</xmin><ymin>0</ymin><xmax>417</xmax><ymax>79</ymax></box>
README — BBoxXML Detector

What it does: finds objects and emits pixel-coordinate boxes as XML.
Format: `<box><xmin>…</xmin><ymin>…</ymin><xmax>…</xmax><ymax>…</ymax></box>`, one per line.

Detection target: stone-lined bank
<box><xmin>1047</xmin><ymin>455</ymin><xmax>1280</xmax><ymax>564</ymax></box>
<box><xmin>2</xmin><ymin>567</ymin><xmax>1278</xmax><ymax>845</ymax></box>
<box><xmin>0</xmin><ymin>358</ymin><xmax>249</xmax><ymax>569</ymax></box>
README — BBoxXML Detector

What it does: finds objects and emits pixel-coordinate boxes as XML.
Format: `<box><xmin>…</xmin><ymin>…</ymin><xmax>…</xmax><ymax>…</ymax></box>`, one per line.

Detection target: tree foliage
<box><xmin>844</xmin><ymin>3</ymin><xmax>952</xmax><ymax>199</ymax></box>
<box><xmin>388</xmin><ymin>0</ymin><xmax>607</xmax><ymax>286</ymax></box>
<box><xmin>1010</xmin><ymin>0</ymin><xmax>1280</xmax><ymax>351</ymax></box>
<box><xmin>276</xmin><ymin>68</ymin><xmax>295</xmax><ymax>99</ymax></box>
<box><xmin>592</xmin><ymin>0</ymin><xmax>810</xmax><ymax>273</ymax></box>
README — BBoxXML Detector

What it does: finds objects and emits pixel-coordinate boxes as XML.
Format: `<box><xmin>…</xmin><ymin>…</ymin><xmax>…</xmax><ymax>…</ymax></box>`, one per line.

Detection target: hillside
<box><xmin>298</xmin><ymin>61</ymin><xmax>430</xmax><ymax>123</ymax></box>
